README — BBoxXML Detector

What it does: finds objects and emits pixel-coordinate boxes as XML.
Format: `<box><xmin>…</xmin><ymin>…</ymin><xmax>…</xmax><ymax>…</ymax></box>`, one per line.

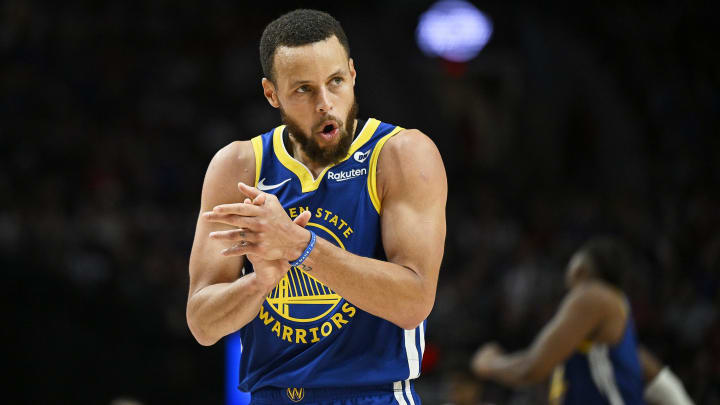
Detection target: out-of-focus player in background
<box><xmin>186</xmin><ymin>9</ymin><xmax>447</xmax><ymax>405</ymax></box>
<box><xmin>471</xmin><ymin>237</ymin><xmax>694</xmax><ymax>405</ymax></box>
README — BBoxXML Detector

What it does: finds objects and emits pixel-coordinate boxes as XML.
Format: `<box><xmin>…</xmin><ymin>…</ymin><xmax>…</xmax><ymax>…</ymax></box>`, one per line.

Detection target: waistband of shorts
<box><xmin>250</xmin><ymin>382</ymin><xmax>410</xmax><ymax>404</ymax></box>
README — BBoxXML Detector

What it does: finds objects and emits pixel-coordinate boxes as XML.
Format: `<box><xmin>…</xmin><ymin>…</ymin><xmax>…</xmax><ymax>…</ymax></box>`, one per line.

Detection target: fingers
<box><xmin>252</xmin><ymin>192</ymin><xmax>266</xmax><ymax>206</ymax></box>
<box><xmin>293</xmin><ymin>210</ymin><xmax>311</xmax><ymax>228</ymax></box>
<box><xmin>204</xmin><ymin>190</ymin><xmax>266</xmax><ymax>224</ymax></box>
<box><xmin>220</xmin><ymin>241</ymin><xmax>258</xmax><ymax>257</ymax></box>
<box><xmin>209</xmin><ymin>228</ymin><xmax>260</xmax><ymax>243</ymax></box>
<box><xmin>209</xmin><ymin>202</ymin><xmax>263</xmax><ymax>216</ymax></box>
<box><xmin>246</xmin><ymin>195</ymin><xmax>265</xmax><ymax>207</ymax></box>
<box><xmin>203</xmin><ymin>212</ymin><xmax>261</xmax><ymax>229</ymax></box>
<box><xmin>238</xmin><ymin>182</ymin><xmax>262</xmax><ymax>200</ymax></box>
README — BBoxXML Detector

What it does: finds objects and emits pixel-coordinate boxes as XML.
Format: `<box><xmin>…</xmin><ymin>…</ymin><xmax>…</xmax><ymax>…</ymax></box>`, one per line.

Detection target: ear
<box><xmin>261</xmin><ymin>78</ymin><xmax>280</xmax><ymax>108</ymax></box>
<box><xmin>348</xmin><ymin>58</ymin><xmax>357</xmax><ymax>86</ymax></box>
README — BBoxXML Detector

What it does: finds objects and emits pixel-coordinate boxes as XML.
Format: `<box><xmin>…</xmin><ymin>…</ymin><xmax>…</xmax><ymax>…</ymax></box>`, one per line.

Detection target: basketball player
<box><xmin>186</xmin><ymin>9</ymin><xmax>446</xmax><ymax>405</ymax></box>
<box><xmin>471</xmin><ymin>237</ymin><xmax>693</xmax><ymax>405</ymax></box>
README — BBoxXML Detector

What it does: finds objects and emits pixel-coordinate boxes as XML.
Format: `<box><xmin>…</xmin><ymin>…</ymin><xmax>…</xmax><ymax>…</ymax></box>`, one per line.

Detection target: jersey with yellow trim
<box><xmin>549</xmin><ymin>304</ymin><xmax>645</xmax><ymax>405</ymax></box>
<box><xmin>238</xmin><ymin>118</ymin><xmax>426</xmax><ymax>393</ymax></box>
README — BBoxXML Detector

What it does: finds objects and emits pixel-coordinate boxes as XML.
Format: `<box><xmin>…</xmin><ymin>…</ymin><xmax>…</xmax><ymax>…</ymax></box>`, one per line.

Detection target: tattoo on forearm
<box><xmin>299</xmin><ymin>263</ymin><xmax>312</xmax><ymax>272</ymax></box>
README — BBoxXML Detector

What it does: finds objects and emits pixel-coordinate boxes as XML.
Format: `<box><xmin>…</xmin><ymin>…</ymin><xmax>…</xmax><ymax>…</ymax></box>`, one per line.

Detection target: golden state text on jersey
<box><xmin>238</xmin><ymin>119</ymin><xmax>426</xmax><ymax>393</ymax></box>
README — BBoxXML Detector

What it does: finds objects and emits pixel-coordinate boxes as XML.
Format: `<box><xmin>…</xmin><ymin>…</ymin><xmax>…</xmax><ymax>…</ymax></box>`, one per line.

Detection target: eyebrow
<box><xmin>290</xmin><ymin>69</ymin><xmax>345</xmax><ymax>88</ymax></box>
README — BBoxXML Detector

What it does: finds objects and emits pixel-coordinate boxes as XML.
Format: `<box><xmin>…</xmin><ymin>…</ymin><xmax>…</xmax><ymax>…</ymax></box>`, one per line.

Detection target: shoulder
<box><xmin>210</xmin><ymin>139</ymin><xmax>254</xmax><ymax>165</ymax></box>
<box><xmin>206</xmin><ymin>140</ymin><xmax>255</xmax><ymax>177</ymax></box>
<box><xmin>380</xmin><ymin>128</ymin><xmax>441</xmax><ymax>160</ymax></box>
<box><xmin>377</xmin><ymin>128</ymin><xmax>445</xmax><ymax>180</ymax></box>
<box><xmin>563</xmin><ymin>281</ymin><xmax>624</xmax><ymax>318</ymax></box>
<box><xmin>201</xmin><ymin>140</ymin><xmax>256</xmax><ymax>205</ymax></box>
<box><xmin>376</xmin><ymin>128</ymin><xmax>447</xmax><ymax>204</ymax></box>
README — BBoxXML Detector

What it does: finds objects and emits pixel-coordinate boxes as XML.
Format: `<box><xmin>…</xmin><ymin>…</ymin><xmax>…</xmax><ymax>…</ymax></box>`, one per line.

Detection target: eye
<box><xmin>331</xmin><ymin>77</ymin><xmax>343</xmax><ymax>85</ymax></box>
<box><xmin>297</xmin><ymin>85</ymin><xmax>311</xmax><ymax>93</ymax></box>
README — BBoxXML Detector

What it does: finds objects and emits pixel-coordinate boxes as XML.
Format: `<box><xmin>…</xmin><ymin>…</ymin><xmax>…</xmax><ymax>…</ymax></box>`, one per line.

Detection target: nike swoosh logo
<box><xmin>257</xmin><ymin>178</ymin><xmax>291</xmax><ymax>191</ymax></box>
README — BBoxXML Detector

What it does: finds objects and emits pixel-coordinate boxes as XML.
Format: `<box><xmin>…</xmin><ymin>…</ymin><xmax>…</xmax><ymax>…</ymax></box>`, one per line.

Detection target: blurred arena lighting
<box><xmin>416</xmin><ymin>0</ymin><xmax>493</xmax><ymax>62</ymax></box>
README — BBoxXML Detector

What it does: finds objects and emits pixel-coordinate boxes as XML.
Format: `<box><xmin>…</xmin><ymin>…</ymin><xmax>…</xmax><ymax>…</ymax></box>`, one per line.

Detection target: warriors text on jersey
<box><xmin>238</xmin><ymin>118</ymin><xmax>426</xmax><ymax>400</ymax></box>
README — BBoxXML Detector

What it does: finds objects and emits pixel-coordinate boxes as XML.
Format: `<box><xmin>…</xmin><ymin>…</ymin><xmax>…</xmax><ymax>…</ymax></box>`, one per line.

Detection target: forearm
<box><xmin>186</xmin><ymin>272</ymin><xmax>267</xmax><ymax>346</ymax></box>
<box><xmin>483</xmin><ymin>351</ymin><xmax>538</xmax><ymax>387</ymax></box>
<box><xmin>299</xmin><ymin>237</ymin><xmax>434</xmax><ymax>330</ymax></box>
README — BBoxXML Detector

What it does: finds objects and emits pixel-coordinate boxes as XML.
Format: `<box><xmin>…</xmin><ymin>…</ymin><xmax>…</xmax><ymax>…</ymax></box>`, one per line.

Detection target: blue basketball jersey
<box><xmin>549</xmin><ymin>302</ymin><xmax>645</xmax><ymax>405</ymax></box>
<box><xmin>238</xmin><ymin>118</ymin><xmax>426</xmax><ymax>398</ymax></box>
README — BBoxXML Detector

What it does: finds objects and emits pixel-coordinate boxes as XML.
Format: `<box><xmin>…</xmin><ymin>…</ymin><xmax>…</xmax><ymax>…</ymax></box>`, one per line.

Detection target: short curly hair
<box><xmin>260</xmin><ymin>9</ymin><xmax>351</xmax><ymax>82</ymax></box>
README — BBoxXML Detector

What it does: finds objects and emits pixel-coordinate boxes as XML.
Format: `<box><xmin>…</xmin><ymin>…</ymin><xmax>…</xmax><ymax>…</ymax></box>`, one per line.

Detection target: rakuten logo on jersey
<box><xmin>327</xmin><ymin>168</ymin><xmax>367</xmax><ymax>182</ymax></box>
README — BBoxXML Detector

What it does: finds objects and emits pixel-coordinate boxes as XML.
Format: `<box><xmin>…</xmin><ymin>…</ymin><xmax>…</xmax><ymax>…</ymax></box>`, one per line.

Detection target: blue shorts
<box><xmin>249</xmin><ymin>381</ymin><xmax>421</xmax><ymax>405</ymax></box>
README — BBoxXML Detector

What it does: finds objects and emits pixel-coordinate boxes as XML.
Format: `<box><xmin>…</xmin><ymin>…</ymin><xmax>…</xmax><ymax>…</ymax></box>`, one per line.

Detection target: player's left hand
<box><xmin>203</xmin><ymin>182</ymin><xmax>311</xmax><ymax>262</ymax></box>
<box><xmin>471</xmin><ymin>342</ymin><xmax>504</xmax><ymax>378</ymax></box>
<box><xmin>220</xmin><ymin>196</ymin><xmax>310</xmax><ymax>291</ymax></box>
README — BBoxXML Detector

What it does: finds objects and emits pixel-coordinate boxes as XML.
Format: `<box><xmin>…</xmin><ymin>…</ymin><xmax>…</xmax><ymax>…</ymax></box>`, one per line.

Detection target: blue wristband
<box><xmin>289</xmin><ymin>231</ymin><xmax>316</xmax><ymax>267</ymax></box>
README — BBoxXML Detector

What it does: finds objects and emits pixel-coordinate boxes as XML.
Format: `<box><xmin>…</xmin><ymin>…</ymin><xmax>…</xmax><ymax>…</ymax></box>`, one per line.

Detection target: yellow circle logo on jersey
<box><xmin>266</xmin><ymin>223</ymin><xmax>344</xmax><ymax>323</ymax></box>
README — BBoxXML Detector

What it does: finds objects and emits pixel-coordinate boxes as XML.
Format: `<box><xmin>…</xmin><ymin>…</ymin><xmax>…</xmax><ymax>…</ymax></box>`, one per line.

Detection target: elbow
<box><xmin>192</xmin><ymin>329</ymin><xmax>219</xmax><ymax>347</ymax></box>
<box><xmin>194</xmin><ymin>335</ymin><xmax>218</xmax><ymax>347</ymax></box>
<box><xmin>186</xmin><ymin>305</ymin><xmax>220</xmax><ymax>347</ymax></box>
<box><xmin>397</xmin><ymin>319</ymin><xmax>424</xmax><ymax>331</ymax></box>
<box><xmin>187</xmin><ymin>316</ymin><xmax>219</xmax><ymax>346</ymax></box>
<box><xmin>397</xmin><ymin>297</ymin><xmax>435</xmax><ymax>330</ymax></box>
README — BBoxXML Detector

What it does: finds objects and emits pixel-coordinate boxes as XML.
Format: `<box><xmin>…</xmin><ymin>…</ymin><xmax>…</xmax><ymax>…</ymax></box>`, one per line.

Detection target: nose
<box><xmin>316</xmin><ymin>87</ymin><xmax>332</xmax><ymax>113</ymax></box>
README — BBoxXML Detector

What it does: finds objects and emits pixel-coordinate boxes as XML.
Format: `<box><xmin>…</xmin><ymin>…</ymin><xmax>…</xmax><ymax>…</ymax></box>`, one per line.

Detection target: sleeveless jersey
<box><xmin>238</xmin><ymin>118</ymin><xmax>426</xmax><ymax>395</ymax></box>
<box><xmin>549</xmin><ymin>303</ymin><xmax>645</xmax><ymax>405</ymax></box>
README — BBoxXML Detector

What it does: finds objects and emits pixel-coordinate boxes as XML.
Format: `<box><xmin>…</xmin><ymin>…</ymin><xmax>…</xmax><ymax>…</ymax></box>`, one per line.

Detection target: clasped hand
<box><xmin>203</xmin><ymin>182</ymin><xmax>311</xmax><ymax>289</ymax></box>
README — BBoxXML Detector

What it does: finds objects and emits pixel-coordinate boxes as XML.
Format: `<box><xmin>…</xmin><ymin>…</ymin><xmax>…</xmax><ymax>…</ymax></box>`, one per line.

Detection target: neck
<box><xmin>290</xmin><ymin>142</ymin><xmax>327</xmax><ymax>178</ymax></box>
<box><xmin>289</xmin><ymin>119</ymin><xmax>358</xmax><ymax>178</ymax></box>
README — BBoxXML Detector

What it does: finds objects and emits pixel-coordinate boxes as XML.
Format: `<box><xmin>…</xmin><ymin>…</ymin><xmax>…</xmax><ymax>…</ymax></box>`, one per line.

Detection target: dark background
<box><xmin>2</xmin><ymin>1</ymin><xmax>718</xmax><ymax>404</ymax></box>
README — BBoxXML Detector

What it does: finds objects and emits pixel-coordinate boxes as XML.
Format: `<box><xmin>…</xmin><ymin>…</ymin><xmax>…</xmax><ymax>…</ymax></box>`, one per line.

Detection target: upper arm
<box><xmin>522</xmin><ymin>286</ymin><xmax>610</xmax><ymax>382</ymax></box>
<box><xmin>188</xmin><ymin>141</ymin><xmax>256</xmax><ymax>298</ymax></box>
<box><xmin>376</xmin><ymin>129</ymin><xmax>447</xmax><ymax>304</ymax></box>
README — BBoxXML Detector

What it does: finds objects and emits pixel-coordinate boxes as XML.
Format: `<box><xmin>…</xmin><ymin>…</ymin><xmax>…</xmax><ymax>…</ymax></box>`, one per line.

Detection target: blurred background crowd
<box><xmin>2</xmin><ymin>1</ymin><xmax>718</xmax><ymax>404</ymax></box>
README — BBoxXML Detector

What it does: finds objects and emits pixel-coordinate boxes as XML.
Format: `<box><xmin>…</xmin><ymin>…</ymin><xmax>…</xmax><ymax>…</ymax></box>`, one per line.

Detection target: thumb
<box><xmin>252</xmin><ymin>193</ymin><xmax>266</xmax><ymax>206</ymax></box>
<box><xmin>293</xmin><ymin>210</ymin><xmax>312</xmax><ymax>228</ymax></box>
<box><xmin>238</xmin><ymin>182</ymin><xmax>262</xmax><ymax>200</ymax></box>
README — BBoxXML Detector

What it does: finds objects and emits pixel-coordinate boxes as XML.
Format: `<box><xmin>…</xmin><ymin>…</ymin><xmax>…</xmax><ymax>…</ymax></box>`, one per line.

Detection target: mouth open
<box><xmin>318</xmin><ymin>121</ymin><xmax>340</xmax><ymax>141</ymax></box>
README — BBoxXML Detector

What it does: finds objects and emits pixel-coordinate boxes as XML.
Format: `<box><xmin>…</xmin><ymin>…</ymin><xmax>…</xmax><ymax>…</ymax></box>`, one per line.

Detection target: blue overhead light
<box><xmin>416</xmin><ymin>0</ymin><xmax>493</xmax><ymax>62</ymax></box>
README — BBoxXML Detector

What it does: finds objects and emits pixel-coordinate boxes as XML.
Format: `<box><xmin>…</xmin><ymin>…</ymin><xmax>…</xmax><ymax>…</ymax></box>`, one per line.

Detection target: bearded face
<box><xmin>280</xmin><ymin>99</ymin><xmax>359</xmax><ymax>166</ymax></box>
<box><xmin>261</xmin><ymin>34</ymin><xmax>360</xmax><ymax>167</ymax></box>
